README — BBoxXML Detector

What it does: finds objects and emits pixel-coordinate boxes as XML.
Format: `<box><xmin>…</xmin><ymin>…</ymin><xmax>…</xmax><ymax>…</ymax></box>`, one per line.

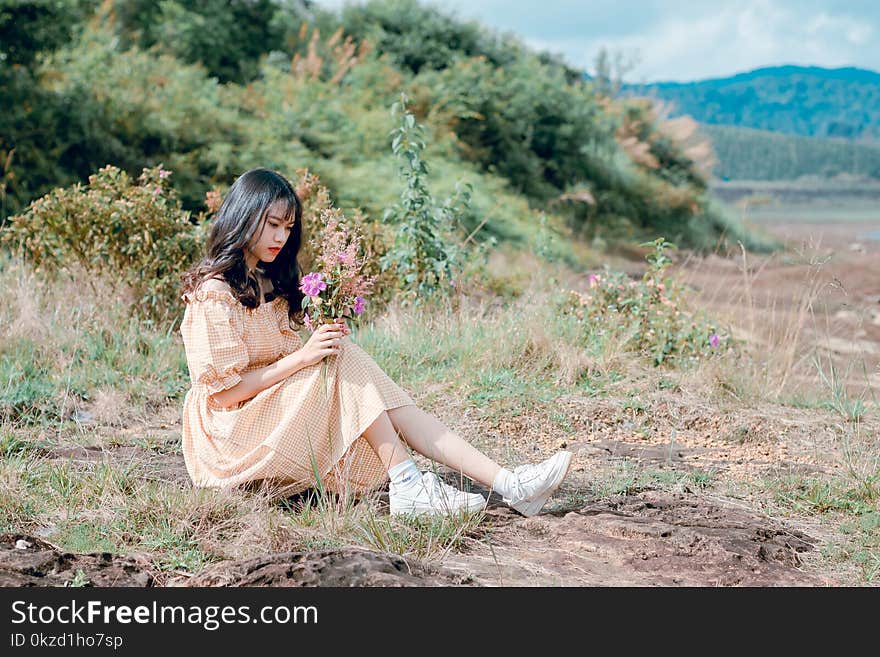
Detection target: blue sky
<box><xmin>314</xmin><ymin>0</ymin><xmax>879</xmax><ymax>82</ymax></box>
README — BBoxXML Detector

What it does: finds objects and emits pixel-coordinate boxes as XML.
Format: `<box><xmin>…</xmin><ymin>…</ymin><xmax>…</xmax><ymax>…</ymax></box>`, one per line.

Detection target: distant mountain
<box><xmin>701</xmin><ymin>124</ymin><xmax>880</xmax><ymax>181</ymax></box>
<box><xmin>624</xmin><ymin>65</ymin><xmax>880</xmax><ymax>141</ymax></box>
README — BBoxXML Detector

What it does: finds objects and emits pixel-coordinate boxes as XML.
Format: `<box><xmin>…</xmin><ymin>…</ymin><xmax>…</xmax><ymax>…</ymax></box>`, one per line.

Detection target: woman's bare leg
<box><xmin>362</xmin><ymin>406</ymin><xmax>502</xmax><ymax>487</ymax></box>
<box><xmin>386</xmin><ymin>405</ymin><xmax>502</xmax><ymax>487</ymax></box>
<box><xmin>361</xmin><ymin>410</ymin><xmax>413</xmax><ymax>472</ymax></box>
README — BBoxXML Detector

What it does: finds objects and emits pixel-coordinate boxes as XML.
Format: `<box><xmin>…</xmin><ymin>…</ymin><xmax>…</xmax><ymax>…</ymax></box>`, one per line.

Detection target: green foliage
<box><xmin>422</xmin><ymin>54</ymin><xmax>611</xmax><ymax>199</ymax></box>
<box><xmin>0</xmin><ymin>0</ymin><xmax>768</xmax><ymax>258</ymax></box>
<box><xmin>559</xmin><ymin>238</ymin><xmax>728</xmax><ymax>366</ymax></box>
<box><xmin>1</xmin><ymin>165</ymin><xmax>207</xmax><ymax>322</ymax></box>
<box><xmin>705</xmin><ymin>124</ymin><xmax>880</xmax><ymax>180</ymax></box>
<box><xmin>379</xmin><ymin>95</ymin><xmax>476</xmax><ymax>303</ymax></box>
<box><xmin>43</xmin><ymin>28</ymin><xmax>249</xmax><ymax>209</ymax></box>
<box><xmin>628</xmin><ymin>65</ymin><xmax>880</xmax><ymax>141</ymax></box>
<box><xmin>340</xmin><ymin>0</ymin><xmax>524</xmax><ymax>75</ymax></box>
<box><xmin>0</xmin><ymin>0</ymin><xmax>93</xmax><ymax>66</ymax></box>
<box><xmin>110</xmin><ymin>0</ymin><xmax>284</xmax><ymax>84</ymax></box>
<box><xmin>0</xmin><ymin>0</ymin><xmax>96</xmax><ymax>218</ymax></box>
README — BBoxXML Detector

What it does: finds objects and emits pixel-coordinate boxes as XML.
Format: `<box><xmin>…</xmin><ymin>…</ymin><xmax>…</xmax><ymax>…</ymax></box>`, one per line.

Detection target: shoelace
<box><xmin>420</xmin><ymin>472</ymin><xmax>462</xmax><ymax>502</ymax></box>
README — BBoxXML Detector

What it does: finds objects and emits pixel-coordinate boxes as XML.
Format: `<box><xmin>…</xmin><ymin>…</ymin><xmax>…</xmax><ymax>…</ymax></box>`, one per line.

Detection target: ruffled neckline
<box><xmin>182</xmin><ymin>287</ymin><xmax>286</xmax><ymax>312</ymax></box>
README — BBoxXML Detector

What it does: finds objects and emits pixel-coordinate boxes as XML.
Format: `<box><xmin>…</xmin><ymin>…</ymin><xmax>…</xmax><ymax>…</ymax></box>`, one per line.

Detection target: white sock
<box><xmin>492</xmin><ymin>468</ymin><xmax>519</xmax><ymax>499</ymax></box>
<box><xmin>388</xmin><ymin>459</ymin><xmax>421</xmax><ymax>490</ymax></box>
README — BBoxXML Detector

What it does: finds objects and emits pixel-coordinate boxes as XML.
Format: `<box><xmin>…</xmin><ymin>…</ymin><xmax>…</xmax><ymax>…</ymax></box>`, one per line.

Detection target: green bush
<box><xmin>1</xmin><ymin>165</ymin><xmax>207</xmax><ymax>323</ymax></box>
<box><xmin>110</xmin><ymin>0</ymin><xmax>285</xmax><ymax>84</ymax></box>
<box><xmin>558</xmin><ymin>238</ymin><xmax>728</xmax><ymax>366</ymax></box>
<box><xmin>340</xmin><ymin>0</ymin><xmax>523</xmax><ymax>75</ymax></box>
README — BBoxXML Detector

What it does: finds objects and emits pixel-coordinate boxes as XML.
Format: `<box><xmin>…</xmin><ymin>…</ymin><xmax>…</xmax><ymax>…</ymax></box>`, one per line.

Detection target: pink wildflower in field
<box><xmin>588</xmin><ymin>274</ymin><xmax>600</xmax><ymax>288</ymax></box>
<box><xmin>709</xmin><ymin>333</ymin><xmax>720</xmax><ymax>348</ymax></box>
<box><xmin>300</xmin><ymin>272</ymin><xmax>327</xmax><ymax>296</ymax></box>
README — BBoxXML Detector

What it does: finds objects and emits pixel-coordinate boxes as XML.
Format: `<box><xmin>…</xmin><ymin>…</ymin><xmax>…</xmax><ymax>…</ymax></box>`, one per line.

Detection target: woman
<box><xmin>179</xmin><ymin>167</ymin><xmax>572</xmax><ymax>517</ymax></box>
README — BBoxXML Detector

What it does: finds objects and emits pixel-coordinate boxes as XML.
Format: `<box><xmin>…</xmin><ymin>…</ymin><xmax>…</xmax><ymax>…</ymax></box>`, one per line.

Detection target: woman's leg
<box><xmin>361</xmin><ymin>406</ymin><xmax>501</xmax><ymax>487</ymax></box>
<box><xmin>385</xmin><ymin>405</ymin><xmax>502</xmax><ymax>487</ymax></box>
<box><xmin>360</xmin><ymin>410</ymin><xmax>412</xmax><ymax>472</ymax></box>
<box><xmin>363</xmin><ymin>405</ymin><xmax>572</xmax><ymax>518</ymax></box>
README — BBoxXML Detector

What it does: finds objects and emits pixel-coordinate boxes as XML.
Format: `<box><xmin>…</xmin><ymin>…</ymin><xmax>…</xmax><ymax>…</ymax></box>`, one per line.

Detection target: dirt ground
<box><xmin>3</xmin><ymin>219</ymin><xmax>877</xmax><ymax>587</ymax></box>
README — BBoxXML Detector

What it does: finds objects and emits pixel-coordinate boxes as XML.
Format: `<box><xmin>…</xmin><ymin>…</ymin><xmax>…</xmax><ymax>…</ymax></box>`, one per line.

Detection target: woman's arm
<box><xmin>210</xmin><ymin>351</ymin><xmax>307</xmax><ymax>410</ymax></box>
<box><xmin>209</xmin><ymin>321</ymin><xmax>349</xmax><ymax>409</ymax></box>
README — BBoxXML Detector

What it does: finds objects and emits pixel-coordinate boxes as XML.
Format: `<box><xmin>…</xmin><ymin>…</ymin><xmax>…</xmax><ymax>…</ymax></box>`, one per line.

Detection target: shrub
<box><xmin>558</xmin><ymin>238</ymin><xmax>729</xmax><ymax>366</ymax></box>
<box><xmin>1</xmin><ymin>164</ymin><xmax>208</xmax><ymax>324</ymax></box>
<box><xmin>379</xmin><ymin>94</ymin><xmax>477</xmax><ymax>304</ymax></box>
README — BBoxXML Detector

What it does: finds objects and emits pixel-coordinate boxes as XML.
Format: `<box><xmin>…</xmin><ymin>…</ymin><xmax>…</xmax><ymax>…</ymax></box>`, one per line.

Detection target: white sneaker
<box><xmin>503</xmin><ymin>451</ymin><xmax>573</xmax><ymax>517</ymax></box>
<box><xmin>390</xmin><ymin>472</ymin><xmax>487</xmax><ymax>517</ymax></box>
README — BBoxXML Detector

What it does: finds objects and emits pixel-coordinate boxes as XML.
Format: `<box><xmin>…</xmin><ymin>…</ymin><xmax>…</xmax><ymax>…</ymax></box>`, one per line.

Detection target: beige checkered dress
<box><xmin>179</xmin><ymin>287</ymin><xmax>415</xmax><ymax>494</ymax></box>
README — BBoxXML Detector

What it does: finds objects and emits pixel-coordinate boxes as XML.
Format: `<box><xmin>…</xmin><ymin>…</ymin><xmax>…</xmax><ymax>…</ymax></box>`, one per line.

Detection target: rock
<box><xmin>0</xmin><ymin>533</ymin><xmax>154</xmax><ymax>587</ymax></box>
<box><xmin>178</xmin><ymin>547</ymin><xmax>474</xmax><ymax>587</ymax></box>
<box><xmin>442</xmin><ymin>490</ymin><xmax>823</xmax><ymax>586</ymax></box>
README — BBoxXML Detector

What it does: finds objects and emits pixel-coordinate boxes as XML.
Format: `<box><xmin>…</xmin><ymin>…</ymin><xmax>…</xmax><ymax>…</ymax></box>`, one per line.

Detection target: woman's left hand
<box><xmin>334</xmin><ymin>317</ymin><xmax>351</xmax><ymax>336</ymax></box>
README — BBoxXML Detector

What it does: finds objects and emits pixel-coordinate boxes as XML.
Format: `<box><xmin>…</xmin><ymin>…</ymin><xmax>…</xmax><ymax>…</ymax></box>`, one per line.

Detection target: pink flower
<box><xmin>588</xmin><ymin>274</ymin><xmax>600</xmax><ymax>288</ymax></box>
<box><xmin>709</xmin><ymin>333</ymin><xmax>720</xmax><ymax>348</ymax></box>
<box><xmin>303</xmin><ymin>312</ymin><xmax>314</xmax><ymax>332</ymax></box>
<box><xmin>158</xmin><ymin>169</ymin><xmax>172</xmax><ymax>179</ymax></box>
<box><xmin>352</xmin><ymin>296</ymin><xmax>366</xmax><ymax>315</ymax></box>
<box><xmin>300</xmin><ymin>272</ymin><xmax>327</xmax><ymax>296</ymax></box>
<box><xmin>337</xmin><ymin>252</ymin><xmax>348</xmax><ymax>263</ymax></box>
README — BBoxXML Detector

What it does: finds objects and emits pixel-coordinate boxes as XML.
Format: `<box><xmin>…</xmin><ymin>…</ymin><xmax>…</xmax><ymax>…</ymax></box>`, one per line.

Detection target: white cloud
<box><xmin>579</xmin><ymin>0</ymin><xmax>874</xmax><ymax>81</ymax></box>
<box><xmin>312</xmin><ymin>1</ymin><xmax>880</xmax><ymax>81</ymax></box>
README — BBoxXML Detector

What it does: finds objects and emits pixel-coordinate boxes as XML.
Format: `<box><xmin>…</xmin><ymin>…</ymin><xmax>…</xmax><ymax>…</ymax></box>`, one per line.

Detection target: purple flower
<box><xmin>709</xmin><ymin>333</ymin><xmax>720</xmax><ymax>348</ymax></box>
<box><xmin>352</xmin><ymin>296</ymin><xmax>366</xmax><ymax>315</ymax></box>
<box><xmin>300</xmin><ymin>272</ymin><xmax>327</xmax><ymax>297</ymax></box>
<box><xmin>337</xmin><ymin>252</ymin><xmax>348</xmax><ymax>263</ymax></box>
<box><xmin>303</xmin><ymin>312</ymin><xmax>314</xmax><ymax>332</ymax></box>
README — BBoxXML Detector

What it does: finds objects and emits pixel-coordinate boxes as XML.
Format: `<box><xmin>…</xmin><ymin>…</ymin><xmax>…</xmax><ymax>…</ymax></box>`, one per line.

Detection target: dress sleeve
<box><xmin>181</xmin><ymin>292</ymin><xmax>249</xmax><ymax>395</ymax></box>
<box><xmin>276</xmin><ymin>298</ymin><xmax>304</xmax><ymax>356</ymax></box>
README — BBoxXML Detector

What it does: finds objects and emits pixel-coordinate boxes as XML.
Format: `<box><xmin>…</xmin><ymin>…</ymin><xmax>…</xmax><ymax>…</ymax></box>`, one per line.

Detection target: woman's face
<box><xmin>245</xmin><ymin>199</ymin><xmax>294</xmax><ymax>269</ymax></box>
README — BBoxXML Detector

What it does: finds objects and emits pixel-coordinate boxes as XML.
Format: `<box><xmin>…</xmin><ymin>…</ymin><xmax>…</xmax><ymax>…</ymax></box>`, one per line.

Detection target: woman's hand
<box><xmin>299</xmin><ymin>322</ymin><xmax>349</xmax><ymax>368</ymax></box>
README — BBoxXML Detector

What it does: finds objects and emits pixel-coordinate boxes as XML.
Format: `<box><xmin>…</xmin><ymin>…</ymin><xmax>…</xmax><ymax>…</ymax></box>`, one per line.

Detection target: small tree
<box><xmin>380</xmin><ymin>93</ymin><xmax>472</xmax><ymax>303</ymax></box>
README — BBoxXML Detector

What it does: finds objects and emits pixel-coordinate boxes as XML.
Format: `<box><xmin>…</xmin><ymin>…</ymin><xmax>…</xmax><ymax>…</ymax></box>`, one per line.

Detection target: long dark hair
<box><xmin>181</xmin><ymin>168</ymin><xmax>305</xmax><ymax>324</ymax></box>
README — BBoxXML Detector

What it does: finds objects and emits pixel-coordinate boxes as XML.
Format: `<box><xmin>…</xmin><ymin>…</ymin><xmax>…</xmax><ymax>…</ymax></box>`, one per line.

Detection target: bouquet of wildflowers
<box><xmin>297</xmin><ymin>172</ymin><xmax>377</xmax><ymax>391</ymax></box>
<box><xmin>299</xmin><ymin>221</ymin><xmax>374</xmax><ymax>330</ymax></box>
<box><xmin>298</xmin><ymin>204</ymin><xmax>375</xmax><ymax>331</ymax></box>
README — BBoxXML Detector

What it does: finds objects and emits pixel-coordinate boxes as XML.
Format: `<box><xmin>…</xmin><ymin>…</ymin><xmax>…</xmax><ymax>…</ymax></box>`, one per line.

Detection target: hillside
<box><xmin>0</xmin><ymin>0</ymin><xmax>764</xmax><ymax>254</ymax></box>
<box><xmin>703</xmin><ymin>124</ymin><xmax>880</xmax><ymax>180</ymax></box>
<box><xmin>625</xmin><ymin>65</ymin><xmax>880</xmax><ymax>141</ymax></box>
